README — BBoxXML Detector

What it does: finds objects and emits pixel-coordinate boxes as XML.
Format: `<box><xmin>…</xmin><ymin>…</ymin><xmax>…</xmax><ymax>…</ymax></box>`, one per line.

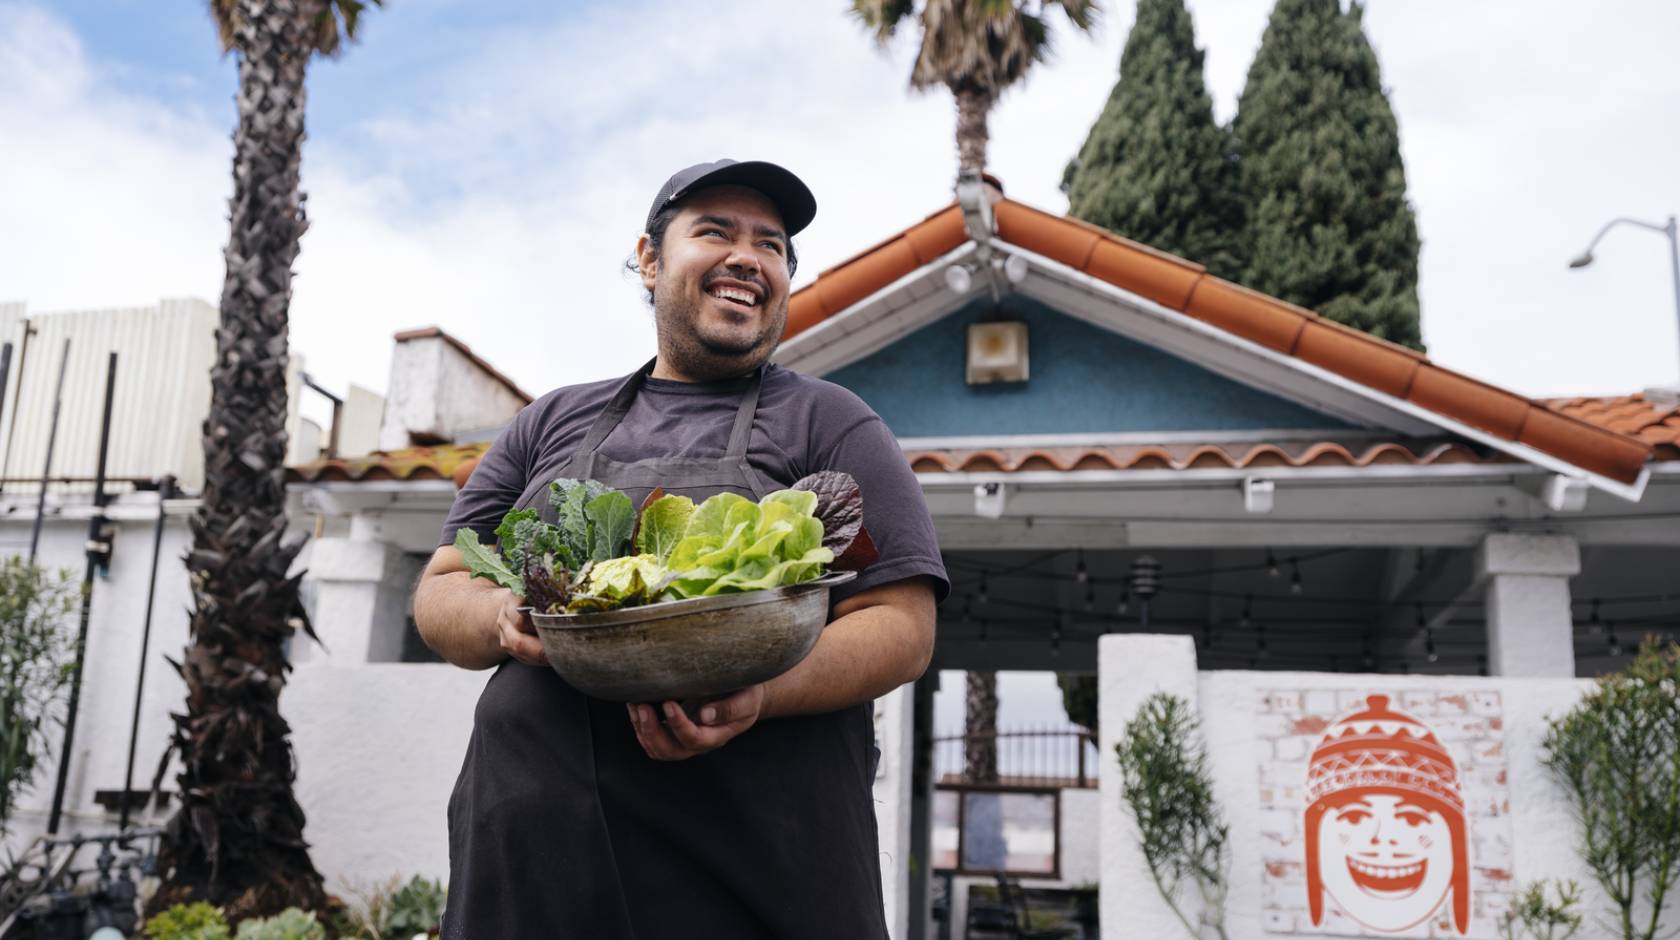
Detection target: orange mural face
<box><xmin>1304</xmin><ymin>695</ymin><xmax>1470</xmax><ymax>934</ymax></box>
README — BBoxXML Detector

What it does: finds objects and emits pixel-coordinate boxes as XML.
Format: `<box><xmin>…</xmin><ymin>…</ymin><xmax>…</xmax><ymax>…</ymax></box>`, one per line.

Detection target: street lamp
<box><xmin>1568</xmin><ymin>214</ymin><xmax>1680</xmax><ymax>383</ymax></box>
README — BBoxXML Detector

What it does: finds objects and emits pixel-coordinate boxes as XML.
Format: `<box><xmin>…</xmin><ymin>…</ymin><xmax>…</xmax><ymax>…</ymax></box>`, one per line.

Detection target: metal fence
<box><xmin>932</xmin><ymin>727</ymin><xmax>1099</xmax><ymax>789</ymax></box>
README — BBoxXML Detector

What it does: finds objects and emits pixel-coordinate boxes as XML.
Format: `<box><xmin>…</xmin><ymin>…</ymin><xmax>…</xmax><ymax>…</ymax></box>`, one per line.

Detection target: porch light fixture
<box><xmin>944</xmin><ymin>263</ymin><xmax>973</xmax><ymax>295</ymax></box>
<box><xmin>966</xmin><ymin>320</ymin><xmax>1029</xmax><ymax>385</ymax></box>
<box><xmin>1242</xmin><ymin>477</ymin><xmax>1275</xmax><ymax>514</ymax></box>
<box><xmin>973</xmin><ymin>481</ymin><xmax>1009</xmax><ymax>518</ymax></box>
<box><xmin>1568</xmin><ymin>213</ymin><xmax>1680</xmax><ymax>381</ymax></box>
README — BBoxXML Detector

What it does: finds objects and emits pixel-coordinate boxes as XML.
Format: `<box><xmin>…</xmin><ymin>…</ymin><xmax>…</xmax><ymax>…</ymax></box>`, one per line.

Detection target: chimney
<box><xmin>377</xmin><ymin>327</ymin><xmax>532</xmax><ymax>452</ymax></box>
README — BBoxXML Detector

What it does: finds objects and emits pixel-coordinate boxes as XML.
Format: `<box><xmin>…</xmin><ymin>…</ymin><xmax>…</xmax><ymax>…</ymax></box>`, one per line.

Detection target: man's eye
<box><xmin>759</xmin><ymin>241</ymin><xmax>784</xmax><ymax>254</ymax></box>
<box><xmin>1338</xmin><ymin>810</ymin><xmax>1370</xmax><ymax>825</ymax></box>
<box><xmin>701</xmin><ymin>229</ymin><xmax>726</xmax><ymax>238</ymax></box>
<box><xmin>1398</xmin><ymin>812</ymin><xmax>1428</xmax><ymax>827</ymax></box>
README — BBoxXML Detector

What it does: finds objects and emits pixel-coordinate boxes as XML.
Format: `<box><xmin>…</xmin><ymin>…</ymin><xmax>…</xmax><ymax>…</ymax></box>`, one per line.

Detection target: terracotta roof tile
<box><xmin>286</xmin><ymin>442</ymin><xmax>491</xmax><ymax>484</ymax></box>
<box><xmin>780</xmin><ymin>195</ymin><xmax>1657</xmax><ymax>485</ymax></box>
<box><xmin>1546</xmin><ymin>393</ymin><xmax>1680</xmax><ymax>461</ymax></box>
<box><xmin>902</xmin><ymin>440</ymin><xmax>1500</xmax><ymax>474</ymax></box>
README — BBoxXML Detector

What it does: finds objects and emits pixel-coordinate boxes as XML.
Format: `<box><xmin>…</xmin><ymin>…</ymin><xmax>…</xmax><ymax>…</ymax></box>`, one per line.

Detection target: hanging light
<box><xmin>977</xmin><ymin>573</ymin><xmax>989</xmax><ymax>605</ymax></box>
<box><xmin>1116</xmin><ymin>589</ymin><xmax>1130</xmax><ymax>616</ymax></box>
<box><xmin>1607</xmin><ymin>622</ymin><xmax>1622</xmax><ymax>657</ymax></box>
<box><xmin>1074</xmin><ymin>550</ymin><xmax>1088</xmax><ymax>584</ymax></box>
<box><xmin>1083</xmin><ymin>582</ymin><xmax>1095</xmax><ymax>612</ymax></box>
<box><xmin>1289</xmin><ymin>558</ymin><xmax>1304</xmax><ymax>595</ymax></box>
<box><xmin>1266</xmin><ymin>549</ymin><xmax>1281</xmax><ymax>579</ymax></box>
<box><xmin>1425</xmin><ymin>628</ymin><xmax>1439</xmax><ymax>664</ymax></box>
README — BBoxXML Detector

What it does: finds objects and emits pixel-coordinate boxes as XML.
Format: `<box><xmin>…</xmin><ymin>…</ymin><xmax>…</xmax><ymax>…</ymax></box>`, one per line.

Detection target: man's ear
<box><xmin>635</xmin><ymin>233</ymin><xmax>657</xmax><ymax>291</ymax></box>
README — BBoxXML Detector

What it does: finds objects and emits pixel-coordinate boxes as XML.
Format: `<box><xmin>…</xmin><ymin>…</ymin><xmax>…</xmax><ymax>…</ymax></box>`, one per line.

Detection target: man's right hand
<box><xmin>496</xmin><ymin>591</ymin><xmax>547</xmax><ymax>666</ymax></box>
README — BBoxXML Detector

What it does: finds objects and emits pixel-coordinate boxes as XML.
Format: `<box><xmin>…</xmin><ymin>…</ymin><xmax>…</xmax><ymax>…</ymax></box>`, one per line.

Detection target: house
<box><xmin>284</xmin><ymin>176</ymin><xmax>1680</xmax><ymax>936</ymax></box>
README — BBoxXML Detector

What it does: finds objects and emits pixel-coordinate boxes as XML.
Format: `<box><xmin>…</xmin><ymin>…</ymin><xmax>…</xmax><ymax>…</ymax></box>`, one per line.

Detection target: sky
<box><xmin>5</xmin><ymin>0</ymin><xmax>1680</xmax><ymax>430</ymax></box>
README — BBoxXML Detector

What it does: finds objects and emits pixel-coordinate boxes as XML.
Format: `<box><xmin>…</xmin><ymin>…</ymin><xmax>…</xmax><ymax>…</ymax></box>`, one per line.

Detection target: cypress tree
<box><xmin>1063</xmin><ymin>0</ymin><xmax>1241</xmax><ymax>279</ymax></box>
<box><xmin>1233</xmin><ymin>0</ymin><xmax>1424</xmax><ymax>350</ymax></box>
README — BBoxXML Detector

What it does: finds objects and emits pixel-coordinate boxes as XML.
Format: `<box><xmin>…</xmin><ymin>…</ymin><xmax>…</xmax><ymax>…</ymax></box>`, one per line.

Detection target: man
<box><xmin>412</xmin><ymin>159</ymin><xmax>949</xmax><ymax>938</ymax></box>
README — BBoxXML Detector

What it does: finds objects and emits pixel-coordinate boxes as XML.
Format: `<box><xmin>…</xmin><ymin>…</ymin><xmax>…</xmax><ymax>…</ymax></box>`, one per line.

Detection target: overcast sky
<box><xmin>5</xmin><ymin>0</ymin><xmax>1680</xmax><ymax>433</ymax></box>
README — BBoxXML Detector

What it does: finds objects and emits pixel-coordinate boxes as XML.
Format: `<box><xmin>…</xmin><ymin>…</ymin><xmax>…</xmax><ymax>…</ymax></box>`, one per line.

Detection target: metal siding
<box><xmin>0</xmin><ymin>300</ymin><xmax>229</xmax><ymax>494</ymax></box>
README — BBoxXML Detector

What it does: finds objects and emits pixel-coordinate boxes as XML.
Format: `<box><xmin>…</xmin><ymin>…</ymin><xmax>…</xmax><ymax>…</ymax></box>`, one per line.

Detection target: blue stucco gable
<box><xmin>821</xmin><ymin>296</ymin><xmax>1359</xmax><ymax>437</ymax></box>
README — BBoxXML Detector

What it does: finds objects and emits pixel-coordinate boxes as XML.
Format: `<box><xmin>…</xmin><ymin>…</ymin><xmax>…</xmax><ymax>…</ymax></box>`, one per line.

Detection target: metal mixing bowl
<box><xmin>527</xmin><ymin>571</ymin><xmax>857</xmax><ymax>702</ymax></box>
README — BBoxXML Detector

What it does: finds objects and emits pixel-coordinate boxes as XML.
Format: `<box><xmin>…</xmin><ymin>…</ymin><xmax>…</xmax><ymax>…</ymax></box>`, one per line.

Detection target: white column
<box><xmin>872</xmin><ymin>684</ymin><xmax>914</xmax><ymax>939</ymax></box>
<box><xmin>1476</xmin><ymin>533</ymin><xmax>1580</xmax><ymax>677</ymax></box>
<box><xmin>299</xmin><ymin>534</ymin><xmax>396</xmax><ymax>666</ymax></box>
<box><xmin>1099</xmin><ymin>634</ymin><xmax>1201</xmax><ymax>936</ymax></box>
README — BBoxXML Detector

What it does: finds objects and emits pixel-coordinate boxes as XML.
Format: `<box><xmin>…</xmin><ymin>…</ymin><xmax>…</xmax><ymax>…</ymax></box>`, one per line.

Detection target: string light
<box><xmin>1425</xmin><ymin>627</ymin><xmax>1439</xmax><ymax>664</ymax></box>
<box><xmin>1607</xmin><ymin>622</ymin><xmax>1622</xmax><ymax>657</ymax></box>
<box><xmin>1289</xmin><ymin>557</ymin><xmax>1304</xmax><ymax>595</ymax></box>
<box><xmin>1116</xmin><ymin>589</ymin><xmax>1130</xmax><ymax>616</ymax></box>
<box><xmin>977</xmin><ymin>573</ymin><xmax>989</xmax><ymax>605</ymax></box>
<box><xmin>1266</xmin><ymin>550</ymin><xmax>1281</xmax><ymax>579</ymax></box>
<box><xmin>1074</xmin><ymin>550</ymin><xmax>1088</xmax><ymax>584</ymax></box>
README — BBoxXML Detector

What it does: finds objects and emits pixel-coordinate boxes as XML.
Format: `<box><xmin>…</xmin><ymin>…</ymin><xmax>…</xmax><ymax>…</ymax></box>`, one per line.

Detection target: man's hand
<box><xmin>626</xmin><ymin>684</ymin><xmax>767</xmax><ymax>761</ymax></box>
<box><xmin>496</xmin><ymin>591</ymin><xmax>547</xmax><ymax>666</ymax></box>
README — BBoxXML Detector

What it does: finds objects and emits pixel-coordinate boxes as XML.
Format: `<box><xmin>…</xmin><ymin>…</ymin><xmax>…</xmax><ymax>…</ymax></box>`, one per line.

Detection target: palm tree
<box><xmin>851</xmin><ymin>0</ymin><xmax>1100</xmax><ymax>174</ymax></box>
<box><xmin>150</xmin><ymin>0</ymin><xmax>382</xmax><ymax>920</ymax></box>
<box><xmin>850</xmin><ymin>0</ymin><xmax>1097</xmax><ymax>784</ymax></box>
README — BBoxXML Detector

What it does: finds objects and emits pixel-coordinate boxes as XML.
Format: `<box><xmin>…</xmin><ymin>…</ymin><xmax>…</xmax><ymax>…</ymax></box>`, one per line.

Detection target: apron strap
<box><xmin>576</xmin><ymin>357</ymin><xmax>657</xmax><ymax>454</ymax></box>
<box><xmin>724</xmin><ymin>366</ymin><xmax>764</xmax><ymax>458</ymax></box>
<box><xmin>579</xmin><ymin>357</ymin><xmax>765</xmax><ymax>459</ymax></box>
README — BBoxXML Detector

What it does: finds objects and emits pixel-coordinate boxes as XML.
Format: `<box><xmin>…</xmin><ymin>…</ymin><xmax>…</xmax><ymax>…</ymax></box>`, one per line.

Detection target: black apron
<box><xmin>442</xmin><ymin>359</ymin><xmax>888</xmax><ymax>939</ymax></box>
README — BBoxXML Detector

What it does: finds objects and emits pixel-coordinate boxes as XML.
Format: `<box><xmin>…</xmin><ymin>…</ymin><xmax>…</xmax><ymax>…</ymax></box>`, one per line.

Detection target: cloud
<box><xmin>4</xmin><ymin>0</ymin><xmax>1679</xmax><ymax>410</ymax></box>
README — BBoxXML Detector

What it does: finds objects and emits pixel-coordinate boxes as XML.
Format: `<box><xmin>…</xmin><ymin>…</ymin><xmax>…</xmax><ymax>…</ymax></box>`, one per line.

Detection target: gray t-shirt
<box><xmin>440</xmin><ymin>362</ymin><xmax>950</xmax><ymax>606</ymax></box>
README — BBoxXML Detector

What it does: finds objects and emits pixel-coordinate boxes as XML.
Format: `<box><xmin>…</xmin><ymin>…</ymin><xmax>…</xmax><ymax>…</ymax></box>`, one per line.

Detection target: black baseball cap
<box><xmin>645</xmin><ymin>159</ymin><xmax>818</xmax><ymax>237</ymax></box>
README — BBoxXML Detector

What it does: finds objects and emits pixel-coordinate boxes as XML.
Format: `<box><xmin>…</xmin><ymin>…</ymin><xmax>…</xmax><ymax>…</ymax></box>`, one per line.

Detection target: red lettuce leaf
<box><xmin>791</xmin><ymin>470</ymin><xmax>876</xmax><ymax>571</ymax></box>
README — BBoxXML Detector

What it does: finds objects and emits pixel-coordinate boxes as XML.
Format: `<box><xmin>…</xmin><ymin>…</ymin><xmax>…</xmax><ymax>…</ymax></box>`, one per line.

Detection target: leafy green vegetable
<box><xmin>550</xmin><ymin>478</ymin><xmax>612</xmax><ymax>565</ymax></box>
<box><xmin>636</xmin><ymin>494</ymin><xmax>696</xmax><ymax>563</ymax></box>
<box><xmin>585</xmin><ymin>490</ymin><xmax>636</xmax><ymax>562</ymax></box>
<box><xmin>496</xmin><ymin>507</ymin><xmax>572</xmax><ymax>572</ymax></box>
<box><xmin>661</xmin><ymin>488</ymin><xmax>834</xmax><ymax>599</ymax></box>
<box><xmin>454</xmin><ymin>528</ymin><xmax>524</xmax><ymax>594</ymax></box>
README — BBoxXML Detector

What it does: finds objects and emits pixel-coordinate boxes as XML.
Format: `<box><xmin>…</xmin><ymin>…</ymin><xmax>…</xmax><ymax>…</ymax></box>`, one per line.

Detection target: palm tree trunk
<box><xmin>964</xmin><ymin>670</ymin><xmax>999</xmax><ymax>782</ymax></box>
<box><xmin>151</xmin><ymin>0</ymin><xmax>325</xmax><ymax>921</ymax></box>
<box><xmin>953</xmin><ymin>84</ymin><xmax>994</xmax><ymax>175</ymax></box>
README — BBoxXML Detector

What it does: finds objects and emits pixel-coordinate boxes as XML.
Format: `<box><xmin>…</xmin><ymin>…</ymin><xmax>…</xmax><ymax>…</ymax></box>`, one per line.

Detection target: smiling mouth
<box><xmin>1345</xmin><ymin>857</ymin><xmax>1427</xmax><ymax>895</ymax></box>
<box><xmin>705</xmin><ymin>284</ymin><xmax>762</xmax><ymax>313</ymax></box>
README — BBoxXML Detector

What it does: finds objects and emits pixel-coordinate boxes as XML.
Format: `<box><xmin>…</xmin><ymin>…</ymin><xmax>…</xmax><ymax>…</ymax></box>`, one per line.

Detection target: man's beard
<box><xmin>652</xmin><ymin>281</ymin><xmax>786</xmax><ymax>381</ymax></box>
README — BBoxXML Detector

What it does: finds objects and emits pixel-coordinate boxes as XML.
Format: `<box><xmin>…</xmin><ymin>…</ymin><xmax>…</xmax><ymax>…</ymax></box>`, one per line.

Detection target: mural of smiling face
<box><xmin>1304</xmin><ymin>694</ymin><xmax>1471</xmax><ymax>934</ymax></box>
<box><xmin>1316</xmin><ymin>791</ymin><xmax>1456</xmax><ymax>931</ymax></box>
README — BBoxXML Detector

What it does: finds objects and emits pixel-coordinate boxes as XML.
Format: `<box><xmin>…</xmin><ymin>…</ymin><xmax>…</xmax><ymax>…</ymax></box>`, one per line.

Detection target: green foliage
<box><xmin>1063</xmin><ymin>0</ymin><xmax>1241</xmax><ymax>278</ymax></box>
<box><xmin>1232</xmin><ymin>0</ymin><xmax>1423</xmax><ymax>350</ymax></box>
<box><xmin>383</xmin><ymin>875</ymin><xmax>446</xmax><ymax>938</ymax></box>
<box><xmin>1056</xmin><ymin>673</ymin><xmax>1098</xmax><ymax>735</ymax></box>
<box><xmin>1542</xmin><ymin>638</ymin><xmax>1680</xmax><ymax>940</ymax></box>
<box><xmin>0</xmin><ymin>557</ymin><xmax>82</xmax><ymax>836</ymax></box>
<box><xmin>143</xmin><ymin>901</ymin><xmax>231</xmax><ymax>940</ymax></box>
<box><xmin>1500</xmin><ymin>879</ymin><xmax>1583</xmax><ymax>940</ymax></box>
<box><xmin>1117</xmin><ymin>692</ymin><xmax>1228</xmax><ymax>940</ymax></box>
<box><xmin>234</xmin><ymin>907</ymin><xmax>325</xmax><ymax>940</ymax></box>
<box><xmin>661</xmin><ymin>490</ymin><xmax>832</xmax><ymax>599</ymax></box>
<box><xmin>339</xmin><ymin>875</ymin><xmax>446</xmax><ymax>939</ymax></box>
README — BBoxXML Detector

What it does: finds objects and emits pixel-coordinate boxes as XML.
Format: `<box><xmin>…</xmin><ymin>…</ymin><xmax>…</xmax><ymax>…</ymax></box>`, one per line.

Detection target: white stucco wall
<box><xmin>286</xmin><ymin>664</ymin><xmax>490</xmax><ymax>891</ymax></box>
<box><xmin>1099</xmin><ymin>634</ymin><xmax>1680</xmax><ymax>939</ymax></box>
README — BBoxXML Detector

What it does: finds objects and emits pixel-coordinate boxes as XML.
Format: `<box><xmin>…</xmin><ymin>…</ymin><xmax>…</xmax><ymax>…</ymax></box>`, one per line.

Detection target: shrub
<box><xmin>1542</xmin><ymin>638</ymin><xmax>1680</xmax><ymax>940</ymax></box>
<box><xmin>1116</xmin><ymin>692</ymin><xmax>1229</xmax><ymax>940</ymax></box>
<box><xmin>143</xmin><ymin>901</ymin><xmax>230</xmax><ymax>940</ymax></box>
<box><xmin>1500</xmin><ymin>879</ymin><xmax>1582</xmax><ymax>940</ymax></box>
<box><xmin>0</xmin><ymin>558</ymin><xmax>82</xmax><ymax>835</ymax></box>
<box><xmin>234</xmin><ymin>907</ymin><xmax>325</xmax><ymax>940</ymax></box>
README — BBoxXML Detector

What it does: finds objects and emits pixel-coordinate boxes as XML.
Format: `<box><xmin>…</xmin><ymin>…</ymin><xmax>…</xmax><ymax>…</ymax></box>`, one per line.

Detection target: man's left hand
<box><xmin>627</xmin><ymin>683</ymin><xmax>766</xmax><ymax>761</ymax></box>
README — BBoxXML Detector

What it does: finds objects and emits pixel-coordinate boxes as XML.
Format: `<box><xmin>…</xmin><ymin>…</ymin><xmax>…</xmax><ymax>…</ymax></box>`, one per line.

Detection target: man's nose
<box><xmin>725</xmin><ymin>239</ymin><xmax>762</xmax><ymax>275</ymax></box>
